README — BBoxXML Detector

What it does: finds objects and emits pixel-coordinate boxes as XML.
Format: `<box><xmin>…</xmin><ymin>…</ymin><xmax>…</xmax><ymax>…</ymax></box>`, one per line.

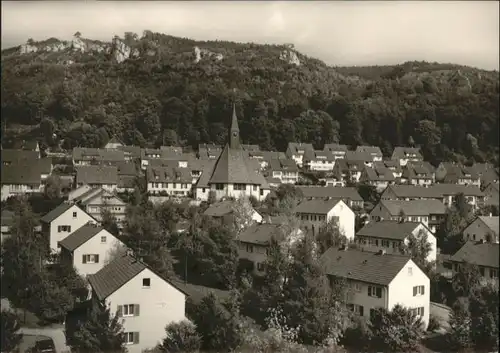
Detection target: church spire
<box><xmin>229</xmin><ymin>103</ymin><xmax>241</xmax><ymax>149</ymax></box>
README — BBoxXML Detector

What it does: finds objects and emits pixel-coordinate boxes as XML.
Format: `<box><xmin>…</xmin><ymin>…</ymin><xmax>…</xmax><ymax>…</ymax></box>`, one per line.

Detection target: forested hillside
<box><xmin>1</xmin><ymin>31</ymin><xmax>499</xmax><ymax>165</ymax></box>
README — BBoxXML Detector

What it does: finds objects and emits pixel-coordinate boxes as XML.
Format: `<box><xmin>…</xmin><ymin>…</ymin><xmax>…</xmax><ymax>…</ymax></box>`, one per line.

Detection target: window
<box><xmin>348</xmin><ymin>304</ymin><xmax>364</xmax><ymax>316</ymax></box>
<box><xmin>352</xmin><ymin>282</ymin><xmax>361</xmax><ymax>292</ymax></box>
<box><xmin>234</xmin><ymin>183</ymin><xmax>246</xmax><ymax>191</ymax></box>
<box><xmin>480</xmin><ymin>267</ymin><xmax>485</xmax><ymax>276</ymax></box>
<box><xmin>101</xmin><ymin>236</ymin><xmax>107</xmax><ymax>243</ymax></box>
<box><xmin>370</xmin><ymin>308</ymin><xmax>377</xmax><ymax>320</ymax></box>
<box><xmin>143</xmin><ymin>278</ymin><xmax>151</xmax><ymax>288</ymax></box>
<box><xmin>246</xmin><ymin>244</ymin><xmax>254</xmax><ymax>253</ymax></box>
<box><xmin>412</xmin><ymin>307</ymin><xmax>425</xmax><ymax>317</ymax></box>
<box><xmin>57</xmin><ymin>225</ymin><xmax>72</xmax><ymax>232</ymax></box>
<box><xmin>120</xmin><ymin>304</ymin><xmax>140</xmax><ymax>317</ymax></box>
<box><xmin>381</xmin><ymin>240</ymin><xmax>390</xmax><ymax>247</ymax></box>
<box><xmin>202</xmin><ymin>188</ymin><xmax>206</xmax><ymax>193</ymax></box>
<box><xmin>173</xmin><ymin>183</ymin><xmax>177</xmax><ymax>189</ymax></box>
<box><xmin>408</xmin><ymin>267</ymin><xmax>413</xmax><ymax>276</ymax></box>
<box><xmin>368</xmin><ymin>286</ymin><xmax>382</xmax><ymax>298</ymax></box>
<box><xmin>491</xmin><ymin>269</ymin><xmax>498</xmax><ymax>278</ymax></box>
<box><xmin>257</xmin><ymin>263</ymin><xmax>265</xmax><ymax>271</ymax></box>
<box><xmin>82</xmin><ymin>254</ymin><xmax>99</xmax><ymax>264</ymax></box>
<box><xmin>216</xmin><ymin>184</ymin><xmax>224</xmax><ymax>190</ymax></box>
<box><xmin>253</xmin><ymin>185</ymin><xmax>258</xmax><ymax>191</ymax></box>
<box><xmin>260</xmin><ymin>189</ymin><xmax>264</xmax><ymax>196</ymax></box>
<box><xmin>123</xmin><ymin>332</ymin><xmax>139</xmax><ymax>345</ymax></box>
<box><xmin>73</xmin><ymin>212</ymin><xmax>77</xmax><ymax>218</ymax></box>
<box><xmin>413</xmin><ymin>285</ymin><xmax>425</xmax><ymax>296</ymax></box>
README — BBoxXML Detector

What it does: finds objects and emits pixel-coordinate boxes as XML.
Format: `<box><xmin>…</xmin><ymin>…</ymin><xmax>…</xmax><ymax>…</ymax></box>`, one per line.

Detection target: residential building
<box><xmin>370</xmin><ymin>199</ymin><xmax>447</xmax><ymax>233</ymax></box>
<box><xmin>237</xmin><ymin>223</ymin><xmax>303</xmax><ymax>274</ymax></box>
<box><xmin>242</xmin><ymin>144</ymin><xmax>260</xmax><ymax>152</ymax></box>
<box><xmin>355</xmin><ymin>146</ymin><xmax>383</xmax><ymax>162</ymax></box>
<box><xmin>1</xmin><ymin>158</ymin><xmax>53</xmax><ymax>201</ymax></box>
<box><xmin>323</xmin><ymin>144</ymin><xmax>348</xmax><ymax>159</ymax></box>
<box><xmin>118</xmin><ymin>146</ymin><xmax>142</xmax><ymax>162</ymax></box>
<box><xmin>198</xmin><ymin>144</ymin><xmax>222</xmax><ymax>160</ymax></box>
<box><xmin>333</xmin><ymin>159</ymin><xmax>366</xmax><ymax>183</ymax></box>
<box><xmin>295</xmin><ymin>199</ymin><xmax>355</xmax><ymax>240</ymax></box>
<box><xmin>259</xmin><ymin>151</ymin><xmax>287</xmax><ymax>170</ymax></box>
<box><xmin>1</xmin><ymin>210</ymin><xmax>14</xmax><ymax>244</ymax></box>
<box><xmin>303</xmin><ymin>150</ymin><xmax>336</xmax><ymax>171</ymax></box>
<box><xmin>195</xmin><ymin>106</ymin><xmax>270</xmax><ymax>202</ymax></box>
<box><xmin>104</xmin><ymin>136</ymin><xmax>124</xmax><ymax>150</ymax></box>
<box><xmin>360</xmin><ymin>165</ymin><xmax>396</xmax><ymax>192</ymax></box>
<box><xmin>70</xmin><ymin>187</ymin><xmax>127</xmax><ymax>228</ymax></box>
<box><xmin>462</xmin><ymin>216</ymin><xmax>499</xmax><ymax>243</ymax></box>
<box><xmin>72</xmin><ymin>148</ymin><xmax>125</xmax><ymax>166</ymax></box>
<box><xmin>59</xmin><ymin>223</ymin><xmax>126</xmax><ymax>277</ymax></box>
<box><xmin>317</xmin><ymin>173</ymin><xmax>345</xmax><ymax>187</ymax></box>
<box><xmin>466</xmin><ymin>163</ymin><xmax>499</xmax><ymax>188</ymax></box>
<box><xmin>75</xmin><ymin>166</ymin><xmax>118</xmax><ymax>192</ymax></box>
<box><xmin>436</xmin><ymin>162</ymin><xmax>480</xmax><ymax>186</ymax></box>
<box><xmin>374</xmin><ymin>160</ymin><xmax>403</xmax><ymax>179</ymax></box>
<box><xmin>88</xmin><ymin>254</ymin><xmax>188</xmax><ymax>353</ymax></box>
<box><xmin>356</xmin><ymin>220</ymin><xmax>437</xmax><ymax>262</ymax></box>
<box><xmin>391</xmin><ymin>147</ymin><xmax>423</xmax><ymax>166</ymax></box>
<box><xmin>484</xmin><ymin>183</ymin><xmax>499</xmax><ymax>207</ymax></box>
<box><xmin>203</xmin><ymin>199</ymin><xmax>263</xmax><ymax>228</ymax></box>
<box><xmin>267</xmin><ymin>159</ymin><xmax>299</xmax><ymax>184</ymax></box>
<box><xmin>400</xmin><ymin>162</ymin><xmax>435</xmax><ymax>186</ymax></box>
<box><xmin>146</xmin><ymin>166</ymin><xmax>192</xmax><ymax>198</ymax></box>
<box><xmin>344</xmin><ymin>151</ymin><xmax>374</xmax><ymax>166</ymax></box>
<box><xmin>320</xmin><ymin>247</ymin><xmax>430</xmax><ymax>329</ymax></box>
<box><xmin>286</xmin><ymin>142</ymin><xmax>314</xmax><ymax>168</ymax></box>
<box><xmin>297</xmin><ymin>186</ymin><xmax>364</xmax><ymax>210</ymax></box>
<box><xmin>1</xmin><ymin>149</ymin><xmax>39</xmax><ymax>166</ymax></box>
<box><xmin>448</xmin><ymin>241</ymin><xmax>499</xmax><ymax>283</ymax></box>
<box><xmin>40</xmin><ymin>202</ymin><xmax>97</xmax><ymax>253</ymax></box>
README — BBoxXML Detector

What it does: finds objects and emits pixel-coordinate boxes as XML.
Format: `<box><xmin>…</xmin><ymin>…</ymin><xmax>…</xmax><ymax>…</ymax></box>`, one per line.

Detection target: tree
<box><xmin>468</xmin><ymin>283</ymin><xmax>499</xmax><ymax>350</ymax></box>
<box><xmin>437</xmin><ymin>207</ymin><xmax>467</xmax><ymax>254</ymax></box>
<box><xmin>105</xmin><ymin>241</ymin><xmax>128</xmax><ymax>265</ymax></box>
<box><xmin>452</xmin><ymin>261</ymin><xmax>481</xmax><ymax>297</ymax></box>
<box><xmin>159</xmin><ymin>321</ymin><xmax>202</xmax><ymax>353</ymax></box>
<box><xmin>368</xmin><ymin>305</ymin><xmax>424</xmax><ymax>352</ymax></box>
<box><xmin>1</xmin><ymin>310</ymin><xmax>22</xmax><ymax>353</ymax></box>
<box><xmin>315</xmin><ymin>218</ymin><xmax>348</xmax><ymax>255</ymax></box>
<box><xmin>74</xmin><ymin>31</ymin><xmax>82</xmax><ymax>38</ymax></box>
<box><xmin>100</xmin><ymin>207</ymin><xmax>120</xmax><ymax>236</ymax></box>
<box><xmin>66</xmin><ymin>301</ymin><xmax>126</xmax><ymax>353</ymax></box>
<box><xmin>448</xmin><ymin>298</ymin><xmax>472</xmax><ymax>350</ymax></box>
<box><xmin>399</xmin><ymin>229</ymin><xmax>432</xmax><ymax>268</ymax></box>
<box><xmin>232</xmin><ymin>197</ymin><xmax>256</xmax><ymax>231</ymax></box>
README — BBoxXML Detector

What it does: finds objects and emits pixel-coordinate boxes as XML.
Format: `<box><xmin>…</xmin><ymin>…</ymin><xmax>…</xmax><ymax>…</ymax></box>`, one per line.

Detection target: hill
<box><xmin>1</xmin><ymin>31</ymin><xmax>499</xmax><ymax>165</ymax></box>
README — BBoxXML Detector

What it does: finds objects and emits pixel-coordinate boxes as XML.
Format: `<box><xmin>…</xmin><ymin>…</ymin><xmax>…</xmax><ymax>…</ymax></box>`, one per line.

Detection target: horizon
<box><xmin>1</xmin><ymin>1</ymin><xmax>499</xmax><ymax>70</ymax></box>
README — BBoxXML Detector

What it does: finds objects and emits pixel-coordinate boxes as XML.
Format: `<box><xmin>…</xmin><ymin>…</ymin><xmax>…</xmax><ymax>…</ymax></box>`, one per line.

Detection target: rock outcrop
<box><xmin>193</xmin><ymin>46</ymin><xmax>223</xmax><ymax>63</ymax></box>
<box><xmin>279</xmin><ymin>49</ymin><xmax>301</xmax><ymax>66</ymax></box>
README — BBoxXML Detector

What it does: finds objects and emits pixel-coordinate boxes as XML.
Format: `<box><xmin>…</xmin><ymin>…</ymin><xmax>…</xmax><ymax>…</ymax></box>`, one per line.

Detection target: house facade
<box><xmin>448</xmin><ymin>241</ymin><xmax>499</xmax><ymax>284</ymax></box>
<box><xmin>297</xmin><ymin>186</ymin><xmax>364</xmax><ymax>210</ymax></box>
<box><xmin>391</xmin><ymin>147</ymin><xmax>423</xmax><ymax>167</ymax></box>
<box><xmin>75</xmin><ymin>166</ymin><xmax>119</xmax><ymax>192</ymax></box>
<box><xmin>462</xmin><ymin>216</ymin><xmax>499</xmax><ymax>243</ymax></box>
<box><xmin>146</xmin><ymin>166</ymin><xmax>193</xmax><ymax>198</ymax></box>
<box><xmin>267</xmin><ymin>159</ymin><xmax>299</xmax><ymax>184</ymax></box>
<box><xmin>286</xmin><ymin>142</ymin><xmax>314</xmax><ymax>168</ymax></box>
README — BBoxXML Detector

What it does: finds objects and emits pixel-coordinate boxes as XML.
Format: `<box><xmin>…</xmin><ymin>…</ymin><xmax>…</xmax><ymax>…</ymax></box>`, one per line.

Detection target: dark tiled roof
<box><xmin>261</xmin><ymin>151</ymin><xmax>286</xmax><ymax>161</ymax></box>
<box><xmin>287</xmin><ymin>143</ymin><xmax>314</xmax><ymax>155</ymax></box>
<box><xmin>323</xmin><ymin>144</ymin><xmax>348</xmax><ymax>153</ymax></box>
<box><xmin>450</xmin><ymin>241</ymin><xmax>499</xmax><ymax>269</ymax></box>
<box><xmin>118</xmin><ymin>145</ymin><xmax>142</xmax><ymax>158</ymax></box>
<box><xmin>430</xmin><ymin>184</ymin><xmax>484</xmax><ymax>197</ymax></box>
<box><xmin>76</xmin><ymin>166</ymin><xmax>118</xmax><ymax>185</ymax></box>
<box><xmin>88</xmin><ymin>254</ymin><xmax>188</xmax><ymax>300</ymax></box>
<box><xmin>295</xmin><ymin>199</ymin><xmax>342</xmax><ymax>215</ymax></box>
<box><xmin>146</xmin><ymin>166</ymin><xmax>192</xmax><ymax>183</ymax></box>
<box><xmin>363</xmin><ymin>166</ymin><xmax>395</xmax><ymax>181</ymax></box>
<box><xmin>40</xmin><ymin>202</ymin><xmax>75</xmax><ymax>223</ymax></box>
<box><xmin>355</xmin><ymin>146</ymin><xmax>383</xmax><ymax>156</ymax></box>
<box><xmin>58</xmin><ymin>223</ymin><xmax>103</xmax><ymax>251</ymax></box>
<box><xmin>306</xmin><ymin>150</ymin><xmax>336</xmax><ymax>162</ymax></box>
<box><xmin>378</xmin><ymin>199</ymin><xmax>447</xmax><ymax>216</ymax></box>
<box><xmin>268</xmin><ymin>158</ymin><xmax>299</xmax><ymax>172</ymax></box>
<box><xmin>115</xmin><ymin>161</ymin><xmax>139</xmax><ymax>176</ymax></box>
<box><xmin>1</xmin><ymin>149</ymin><xmax>39</xmax><ymax>163</ymax></box>
<box><xmin>238</xmin><ymin>223</ymin><xmax>282</xmax><ymax>245</ymax></box>
<box><xmin>203</xmin><ymin>200</ymin><xmax>235</xmax><ymax>217</ymax></box>
<box><xmin>336</xmin><ymin>159</ymin><xmax>366</xmax><ymax>171</ymax></box>
<box><xmin>344</xmin><ymin>151</ymin><xmax>372</xmax><ymax>162</ymax></box>
<box><xmin>242</xmin><ymin>144</ymin><xmax>260</xmax><ymax>152</ymax></box>
<box><xmin>73</xmin><ymin>148</ymin><xmax>125</xmax><ymax>163</ymax></box>
<box><xmin>391</xmin><ymin>147</ymin><xmax>423</xmax><ymax>160</ymax></box>
<box><xmin>320</xmin><ymin>247</ymin><xmax>411</xmax><ymax>286</ymax></box>
<box><xmin>357</xmin><ymin>220</ymin><xmax>422</xmax><ymax>240</ymax></box>
<box><xmin>383</xmin><ymin>185</ymin><xmax>440</xmax><ymax>199</ymax></box>
<box><xmin>118</xmin><ymin>175</ymin><xmax>136</xmax><ymax>189</ymax></box>
<box><xmin>1</xmin><ymin>164</ymin><xmax>41</xmax><ymax>185</ymax></box>
<box><xmin>298</xmin><ymin>186</ymin><xmax>363</xmax><ymax>201</ymax></box>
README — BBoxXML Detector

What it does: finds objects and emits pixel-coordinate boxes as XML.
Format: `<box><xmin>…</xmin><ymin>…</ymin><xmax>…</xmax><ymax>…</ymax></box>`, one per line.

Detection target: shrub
<box><xmin>427</xmin><ymin>314</ymin><xmax>441</xmax><ymax>332</ymax></box>
<box><xmin>159</xmin><ymin>320</ymin><xmax>201</xmax><ymax>353</ymax></box>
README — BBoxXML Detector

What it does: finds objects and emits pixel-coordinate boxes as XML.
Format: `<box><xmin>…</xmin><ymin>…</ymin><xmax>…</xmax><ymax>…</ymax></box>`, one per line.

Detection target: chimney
<box><xmin>489</xmin><ymin>213</ymin><xmax>492</xmax><ymax>217</ymax></box>
<box><xmin>377</xmin><ymin>249</ymin><xmax>386</xmax><ymax>256</ymax></box>
<box><xmin>126</xmin><ymin>249</ymin><xmax>134</xmax><ymax>257</ymax></box>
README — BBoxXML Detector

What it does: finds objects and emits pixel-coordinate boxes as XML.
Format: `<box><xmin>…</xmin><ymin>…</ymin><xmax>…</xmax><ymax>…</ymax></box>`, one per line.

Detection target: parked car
<box><xmin>30</xmin><ymin>338</ymin><xmax>56</xmax><ymax>353</ymax></box>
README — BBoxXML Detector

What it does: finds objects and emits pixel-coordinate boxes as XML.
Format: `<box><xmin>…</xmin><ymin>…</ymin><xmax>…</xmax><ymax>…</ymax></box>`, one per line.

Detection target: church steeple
<box><xmin>229</xmin><ymin>104</ymin><xmax>241</xmax><ymax>149</ymax></box>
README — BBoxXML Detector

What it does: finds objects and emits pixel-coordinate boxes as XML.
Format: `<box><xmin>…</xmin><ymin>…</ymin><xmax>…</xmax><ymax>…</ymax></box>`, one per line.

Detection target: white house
<box><xmin>304</xmin><ymin>150</ymin><xmax>336</xmax><ymax>172</ymax></box>
<box><xmin>391</xmin><ymin>147</ymin><xmax>423</xmax><ymax>167</ymax></box>
<box><xmin>40</xmin><ymin>202</ymin><xmax>96</xmax><ymax>253</ymax></box>
<box><xmin>356</xmin><ymin>220</ymin><xmax>437</xmax><ymax>263</ymax></box>
<box><xmin>88</xmin><ymin>254</ymin><xmax>188</xmax><ymax>353</ymax></box>
<box><xmin>320</xmin><ymin>246</ymin><xmax>430</xmax><ymax>329</ymax></box>
<box><xmin>462</xmin><ymin>216</ymin><xmax>499</xmax><ymax>243</ymax></box>
<box><xmin>267</xmin><ymin>159</ymin><xmax>299</xmax><ymax>184</ymax></box>
<box><xmin>286</xmin><ymin>142</ymin><xmax>314</xmax><ymax>168</ymax></box>
<box><xmin>295</xmin><ymin>199</ymin><xmax>355</xmax><ymax>241</ymax></box>
<box><xmin>73</xmin><ymin>188</ymin><xmax>128</xmax><ymax>228</ymax></box>
<box><xmin>146</xmin><ymin>166</ymin><xmax>193</xmax><ymax>197</ymax></box>
<box><xmin>59</xmin><ymin>223</ymin><xmax>126</xmax><ymax>277</ymax></box>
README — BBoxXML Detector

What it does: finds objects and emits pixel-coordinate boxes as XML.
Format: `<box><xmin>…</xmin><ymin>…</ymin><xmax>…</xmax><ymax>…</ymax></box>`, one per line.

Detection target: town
<box><xmin>1</xmin><ymin>106</ymin><xmax>499</xmax><ymax>353</ymax></box>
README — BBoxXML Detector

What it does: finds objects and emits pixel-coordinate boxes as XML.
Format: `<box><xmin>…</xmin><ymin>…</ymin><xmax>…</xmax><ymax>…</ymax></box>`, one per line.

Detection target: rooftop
<box><xmin>449</xmin><ymin>241</ymin><xmax>499</xmax><ymax>269</ymax></box>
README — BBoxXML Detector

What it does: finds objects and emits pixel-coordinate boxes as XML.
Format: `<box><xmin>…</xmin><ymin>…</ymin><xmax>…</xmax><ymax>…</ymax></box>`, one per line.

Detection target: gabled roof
<box><xmin>478</xmin><ymin>216</ymin><xmax>499</xmax><ymax>236</ymax></box>
<box><xmin>357</xmin><ymin>220</ymin><xmax>423</xmax><ymax>240</ymax></box>
<box><xmin>391</xmin><ymin>147</ymin><xmax>423</xmax><ymax>160</ymax></box>
<box><xmin>238</xmin><ymin>223</ymin><xmax>282</xmax><ymax>245</ymax></box>
<box><xmin>146</xmin><ymin>166</ymin><xmax>192</xmax><ymax>184</ymax></box>
<box><xmin>1</xmin><ymin>149</ymin><xmax>39</xmax><ymax>163</ymax></box>
<box><xmin>344</xmin><ymin>151</ymin><xmax>372</xmax><ymax>162</ymax></box>
<box><xmin>320</xmin><ymin>247</ymin><xmax>412</xmax><ymax>286</ymax></box>
<box><xmin>449</xmin><ymin>241</ymin><xmax>499</xmax><ymax>269</ymax></box>
<box><xmin>203</xmin><ymin>200</ymin><xmax>237</xmax><ymax>217</ymax></box>
<box><xmin>40</xmin><ymin>202</ymin><xmax>76</xmax><ymax>223</ymax></box>
<box><xmin>355</xmin><ymin>146</ymin><xmax>383</xmax><ymax>156</ymax></box>
<box><xmin>363</xmin><ymin>166</ymin><xmax>395</xmax><ymax>181</ymax></box>
<box><xmin>295</xmin><ymin>198</ymin><xmax>343</xmax><ymax>215</ymax></box>
<box><xmin>88</xmin><ymin>254</ymin><xmax>188</xmax><ymax>300</ymax></box>
<box><xmin>242</xmin><ymin>144</ymin><xmax>260</xmax><ymax>152</ymax></box>
<box><xmin>268</xmin><ymin>158</ymin><xmax>299</xmax><ymax>172</ymax></box>
<box><xmin>383</xmin><ymin>185</ymin><xmax>440</xmax><ymax>199</ymax></box>
<box><xmin>298</xmin><ymin>186</ymin><xmax>363</xmax><ymax>201</ymax></box>
<box><xmin>76</xmin><ymin>166</ymin><xmax>118</xmax><ymax>185</ymax></box>
<box><xmin>377</xmin><ymin>199</ymin><xmax>447</xmax><ymax>216</ymax></box>
<box><xmin>323</xmin><ymin>144</ymin><xmax>348</xmax><ymax>153</ymax></box>
<box><xmin>58</xmin><ymin>223</ymin><xmax>105</xmax><ymax>251</ymax></box>
<box><xmin>430</xmin><ymin>184</ymin><xmax>484</xmax><ymax>197</ymax></box>
<box><xmin>336</xmin><ymin>159</ymin><xmax>366</xmax><ymax>171</ymax></box>
<box><xmin>73</xmin><ymin>148</ymin><xmax>125</xmax><ymax>163</ymax></box>
<box><xmin>287</xmin><ymin>142</ymin><xmax>314</xmax><ymax>155</ymax></box>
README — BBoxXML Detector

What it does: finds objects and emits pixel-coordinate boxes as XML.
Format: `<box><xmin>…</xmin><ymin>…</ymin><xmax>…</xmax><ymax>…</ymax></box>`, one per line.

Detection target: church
<box><xmin>195</xmin><ymin>106</ymin><xmax>270</xmax><ymax>202</ymax></box>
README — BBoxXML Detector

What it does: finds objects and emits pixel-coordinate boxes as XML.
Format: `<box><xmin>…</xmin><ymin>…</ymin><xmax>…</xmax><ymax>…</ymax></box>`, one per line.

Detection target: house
<box><xmin>355</xmin><ymin>146</ymin><xmax>383</xmax><ymax>162</ymax></box>
<box><xmin>466</xmin><ymin>163</ymin><xmax>499</xmax><ymax>187</ymax></box>
<box><xmin>72</xmin><ymin>148</ymin><xmax>125</xmax><ymax>166</ymax></box>
<box><xmin>400</xmin><ymin>162</ymin><xmax>435</xmax><ymax>186</ymax></box>
<box><xmin>356</xmin><ymin>220</ymin><xmax>437</xmax><ymax>262</ymax></box>
<box><xmin>88</xmin><ymin>254</ymin><xmax>188</xmax><ymax>353</ymax></box>
<box><xmin>1</xmin><ymin>149</ymin><xmax>39</xmax><ymax>166</ymax></box>
<box><xmin>12</xmin><ymin>139</ymin><xmax>41</xmax><ymax>153</ymax></box>
<box><xmin>333</xmin><ymin>159</ymin><xmax>366</xmax><ymax>183</ymax></box>
<box><xmin>198</xmin><ymin>144</ymin><xmax>222</xmax><ymax>160</ymax></box>
<box><xmin>237</xmin><ymin>223</ymin><xmax>303</xmax><ymax>274</ymax></box>
<box><xmin>1</xmin><ymin>159</ymin><xmax>53</xmax><ymax>201</ymax></box>
<box><xmin>194</xmin><ymin>106</ymin><xmax>270</xmax><ymax>202</ymax></box>
<box><xmin>483</xmin><ymin>183</ymin><xmax>499</xmax><ymax>207</ymax></box>
<box><xmin>242</xmin><ymin>144</ymin><xmax>260</xmax><ymax>152</ymax></box>
<box><xmin>260</xmin><ymin>151</ymin><xmax>287</xmax><ymax>169</ymax></box>
<box><xmin>286</xmin><ymin>142</ymin><xmax>314</xmax><ymax>168</ymax></box>
<box><xmin>40</xmin><ymin>202</ymin><xmax>97</xmax><ymax>253</ymax></box>
<box><xmin>146</xmin><ymin>166</ymin><xmax>192</xmax><ymax>197</ymax></box>
<box><xmin>391</xmin><ymin>147</ymin><xmax>423</xmax><ymax>166</ymax></box>
<box><xmin>374</xmin><ymin>160</ymin><xmax>403</xmax><ymax>179</ymax></box>
<box><xmin>203</xmin><ymin>199</ymin><xmax>262</xmax><ymax>227</ymax></box>
<box><xmin>104</xmin><ymin>136</ymin><xmax>124</xmax><ymax>150</ymax></box>
<box><xmin>118</xmin><ymin>146</ymin><xmax>142</xmax><ymax>161</ymax></box>
<box><xmin>1</xmin><ymin>210</ymin><xmax>14</xmax><ymax>244</ymax></box>
<box><xmin>267</xmin><ymin>159</ymin><xmax>299</xmax><ymax>184</ymax></box>
<box><xmin>295</xmin><ymin>199</ymin><xmax>355</xmax><ymax>240</ymax></box>
<box><xmin>381</xmin><ymin>185</ymin><xmax>439</xmax><ymax>202</ymax></box>
<box><xmin>75</xmin><ymin>166</ymin><xmax>118</xmax><ymax>192</ymax></box>
<box><xmin>448</xmin><ymin>241</ymin><xmax>499</xmax><ymax>283</ymax></box>
<box><xmin>462</xmin><ymin>216</ymin><xmax>499</xmax><ymax>243</ymax></box>
<box><xmin>320</xmin><ymin>247</ymin><xmax>430</xmax><ymax>329</ymax></box>
<box><xmin>70</xmin><ymin>187</ymin><xmax>127</xmax><ymax>228</ymax></box>
<box><xmin>297</xmin><ymin>186</ymin><xmax>364</xmax><ymax>210</ymax></box>
<box><xmin>370</xmin><ymin>199</ymin><xmax>447</xmax><ymax>233</ymax></box>
<box><xmin>323</xmin><ymin>144</ymin><xmax>348</xmax><ymax>159</ymax></box>
<box><xmin>59</xmin><ymin>223</ymin><xmax>126</xmax><ymax>277</ymax></box>
<box><xmin>317</xmin><ymin>173</ymin><xmax>345</xmax><ymax>187</ymax></box>
<box><xmin>436</xmin><ymin>162</ymin><xmax>480</xmax><ymax>187</ymax></box>
<box><xmin>265</xmin><ymin>177</ymin><xmax>281</xmax><ymax>188</ymax></box>
<box><xmin>360</xmin><ymin>165</ymin><xmax>396</xmax><ymax>192</ymax></box>
<box><xmin>344</xmin><ymin>151</ymin><xmax>374</xmax><ymax>166</ymax></box>
<box><xmin>303</xmin><ymin>150</ymin><xmax>336</xmax><ymax>171</ymax></box>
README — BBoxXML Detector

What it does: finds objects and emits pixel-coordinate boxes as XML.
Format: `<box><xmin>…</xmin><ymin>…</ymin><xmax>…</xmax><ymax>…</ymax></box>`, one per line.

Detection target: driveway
<box><xmin>430</xmin><ymin>301</ymin><xmax>451</xmax><ymax>332</ymax></box>
<box><xmin>20</xmin><ymin>328</ymin><xmax>70</xmax><ymax>353</ymax></box>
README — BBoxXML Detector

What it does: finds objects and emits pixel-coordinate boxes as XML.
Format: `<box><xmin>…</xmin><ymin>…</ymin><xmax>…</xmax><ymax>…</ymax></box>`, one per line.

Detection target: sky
<box><xmin>2</xmin><ymin>1</ymin><xmax>499</xmax><ymax>70</ymax></box>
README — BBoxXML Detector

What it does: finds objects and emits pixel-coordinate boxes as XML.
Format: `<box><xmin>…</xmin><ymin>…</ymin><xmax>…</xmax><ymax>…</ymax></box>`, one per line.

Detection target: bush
<box><xmin>427</xmin><ymin>314</ymin><xmax>441</xmax><ymax>332</ymax></box>
<box><xmin>340</xmin><ymin>316</ymin><xmax>372</xmax><ymax>350</ymax></box>
<box><xmin>159</xmin><ymin>320</ymin><xmax>201</xmax><ymax>353</ymax></box>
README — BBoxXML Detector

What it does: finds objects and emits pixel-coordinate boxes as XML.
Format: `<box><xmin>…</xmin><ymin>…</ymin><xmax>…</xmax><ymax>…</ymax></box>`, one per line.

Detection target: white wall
<box><xmin>196</xmin><ymin>183</ymin><xmax>270</xmax><ymax>202</ymax></box>
<box><xmin>327</xmin><ymin>201</ymin><xmax>356</xmax><ymax>241</ymax></box>
<box><xmin>388</xmin><ymin>259</ymin><xmax>430</xmax><ymax>330</ymax></box>
<box><xmin>73</xmin><ymin>229</ymin><xmax>125</xmax><ymax>277</ymax></box>
<box><xmin>463</xmin><ymin>218</ymin><xmax>498</xmax><ymax>243</ymax></box>
<box><xmin>50</xmin><ymin>205</ymin><xmax>95</xmax><ymax>252</ymax></box>
<box><xmin>346</xmin><ymin>279</ymin><xmax>389</xmax><ymax>320</ymax></box>
<box><xmin>106</xmin><ymin>268</ymin><xmax>186</xmax><ymax>353</ymax></box>
<box><xmin>147</xmin><ymin>182</ymin><xmax>192</xmax><ymax>197</ymax></box>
